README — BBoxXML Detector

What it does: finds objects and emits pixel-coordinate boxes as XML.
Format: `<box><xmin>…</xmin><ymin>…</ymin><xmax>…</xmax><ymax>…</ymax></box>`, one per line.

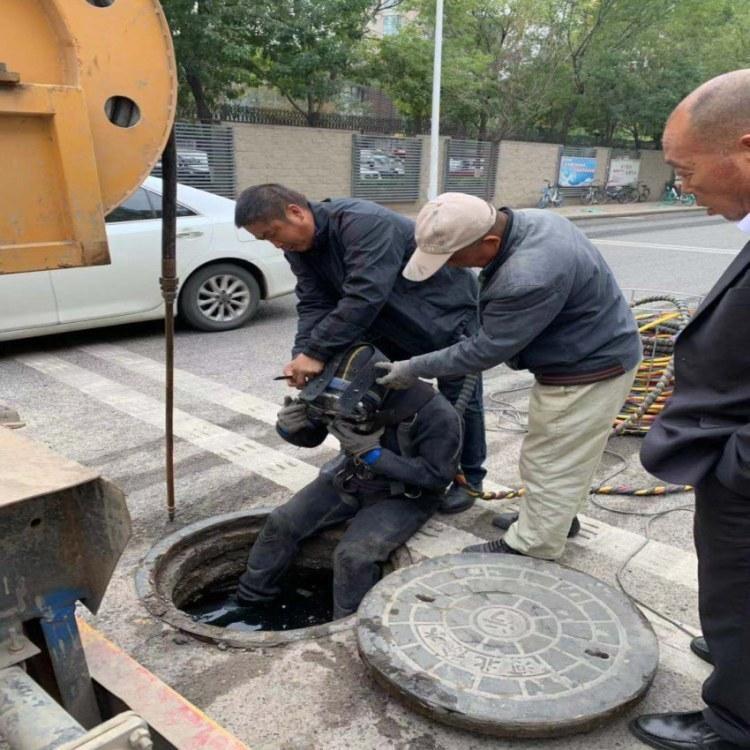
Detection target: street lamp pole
<box><xmin>427</xmin><ymin>0</ymin><xmax>444</xmax><ymax>201</ymax></box>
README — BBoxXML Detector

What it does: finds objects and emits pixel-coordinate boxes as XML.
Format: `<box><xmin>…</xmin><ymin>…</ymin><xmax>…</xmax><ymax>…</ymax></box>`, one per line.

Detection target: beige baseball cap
<box><xmin>403</xmin><ymin>192</ymin><xmax>497</xmax><ymax>282</ymax></box>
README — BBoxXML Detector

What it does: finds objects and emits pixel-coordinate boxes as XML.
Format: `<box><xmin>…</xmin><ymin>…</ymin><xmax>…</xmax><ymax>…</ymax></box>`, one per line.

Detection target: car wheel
<box><xmin>180</xmin><ymin>263</ymin><xmax>261</xmax><ymax>332</ymax></box>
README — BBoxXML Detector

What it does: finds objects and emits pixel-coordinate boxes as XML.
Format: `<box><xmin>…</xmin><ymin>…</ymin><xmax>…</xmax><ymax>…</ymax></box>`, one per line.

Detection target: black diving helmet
<box><xmin>299</xmin><ymin>344</ymin><xmax>388</xmax><ymax>428</ymax></box>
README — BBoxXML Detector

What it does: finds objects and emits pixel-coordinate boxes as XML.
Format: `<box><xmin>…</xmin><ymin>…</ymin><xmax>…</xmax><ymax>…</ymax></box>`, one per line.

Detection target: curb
<box><xmin>554</xmin><ymin>205</ymin><xmax>706</xmax><ymax>222</ymax></box>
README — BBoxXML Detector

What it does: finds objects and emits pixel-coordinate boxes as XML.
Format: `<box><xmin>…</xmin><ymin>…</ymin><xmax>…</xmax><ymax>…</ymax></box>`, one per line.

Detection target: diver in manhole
<box><xmin>196</xmin><ymin>343</ymin><xmax>463</xmax><ymax>627</ymax></box>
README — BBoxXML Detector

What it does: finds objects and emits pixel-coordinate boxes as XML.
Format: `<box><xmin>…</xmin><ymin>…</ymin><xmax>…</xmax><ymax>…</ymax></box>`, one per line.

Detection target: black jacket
<box><xmin>284</xmin><ymin>198</ymin><xmax>479</xmax><ymax>362</ymax></box>
<box><xmin>281</xmin><ymin>387</ymin><xmax>462</xmax><ymax>492</ymax></box>
<box><xmin>642</xmin><ymin>239</ymin><xmax>750</xmax><ymax>495</ymax></box>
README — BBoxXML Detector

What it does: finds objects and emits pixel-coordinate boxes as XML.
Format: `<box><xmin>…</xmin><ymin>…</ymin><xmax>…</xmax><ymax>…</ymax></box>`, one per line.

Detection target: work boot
<box><xmin>462</xmin><ymin>537</ymin><xmax>526</xmax><ymax>556</ymax></box>
<box><xmin>192</xmin><ymin>594</ymin><xmax>274</xmax><ymax>629</ymax></box>
<box><xmin>439</xmin><ymin>482</ymin><xmax>480</xmax><ymax>514</ymax></box>
<box><xmin>690</xmin><ymin>636</ymin><xmax>713</xmax><ymax>665</ymax></box>
<box><xmin>492</xmin><ymin>511</ymin><xmax>581</xmax><ymax>538</ymax></box>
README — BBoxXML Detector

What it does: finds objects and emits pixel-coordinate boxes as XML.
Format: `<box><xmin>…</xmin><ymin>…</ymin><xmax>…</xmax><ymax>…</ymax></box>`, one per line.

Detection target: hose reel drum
<box><xmin>0</xmin><ymin>0</ymin><xmax>177</xmax><ymax>274</ymax></box>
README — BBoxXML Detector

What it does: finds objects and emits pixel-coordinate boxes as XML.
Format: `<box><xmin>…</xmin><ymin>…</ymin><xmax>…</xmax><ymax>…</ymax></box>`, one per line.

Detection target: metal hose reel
<box><xmin>0</xmin><ymin>0</ymin><xmax>177</xmax><ymax>274</ymax></box>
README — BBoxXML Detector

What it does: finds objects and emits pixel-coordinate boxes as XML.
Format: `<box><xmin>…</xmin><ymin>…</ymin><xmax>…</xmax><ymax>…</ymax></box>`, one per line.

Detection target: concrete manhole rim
<box><xmin>135</xmin><ymin>509</ymin><xmax>357</xmax><ymax>649</ymax></box>
<box><xmin>356</xmin><ymin>553</ymin><xmax>659</xmax><ymax>739</ymax></box>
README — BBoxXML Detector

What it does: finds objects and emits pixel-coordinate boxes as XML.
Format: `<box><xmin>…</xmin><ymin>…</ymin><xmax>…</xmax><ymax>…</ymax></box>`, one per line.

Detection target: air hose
<box><xmin>453</xmin><ymin>373</ymin><xmax>479</xmax><ymax>418</ymax></box>
<box><xmin>454</xmin><ymin>295</ymin><xmax>695</xmax><ymax>501</ymax></box>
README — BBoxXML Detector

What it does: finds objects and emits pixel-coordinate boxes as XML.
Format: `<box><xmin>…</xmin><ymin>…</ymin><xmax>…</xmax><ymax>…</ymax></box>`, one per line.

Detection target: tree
<box><xmin>572</xmin><ymin>0</ymin><xmax>750</xmax><ymax>147</ymax></box>
<box><xmin>365</xmin><ymin>0</ymin><xmax>561</xmax><ymax>140</ymax></box>
<box><xmin>360</xmin><ymin>27</ymin><xmax>434</xmax><ymax>130</ymax></box>
<box><xmin>247</xmin><ymin>0</ymin><xmax>378</xmax><ymax>125</ymax></box>
<box><xmin>161</xmin><ymin>0</ymin><xmax>258</xmax><ymax>121</ymax></box>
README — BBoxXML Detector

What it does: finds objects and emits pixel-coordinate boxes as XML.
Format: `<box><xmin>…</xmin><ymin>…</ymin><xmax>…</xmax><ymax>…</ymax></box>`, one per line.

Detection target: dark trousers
<box><xmin>238</xmin><ymin>476</ymin><xmax>437</xmax><ymax>619</ymax></box>
<box><xmin>695</xmin><ymin>473</ymin><xmax>750</xmax><ymax>746</ymax></box>
<box><xmin>372</xmin><ymin>337</ymin><xmax>487</xmax><ymax>488</ymax></box>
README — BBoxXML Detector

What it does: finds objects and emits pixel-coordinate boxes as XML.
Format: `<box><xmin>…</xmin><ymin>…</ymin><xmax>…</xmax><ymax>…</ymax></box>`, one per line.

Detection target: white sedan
<box><xmin>0</xmin><ymin>178</ymin><xmax>296</xmax><ymax>342</ymax></box>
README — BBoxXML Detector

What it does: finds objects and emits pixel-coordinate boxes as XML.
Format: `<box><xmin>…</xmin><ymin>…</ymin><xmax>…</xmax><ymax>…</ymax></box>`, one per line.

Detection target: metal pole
<box><xmin>428</xmin><ymin>0</ymin><xmax>444</xmax><ymax>201</ymax></box>
<box><xmin>160</xmin><ymin>127</ymin><xmax>178</xmax><ymax>522</ymax></box>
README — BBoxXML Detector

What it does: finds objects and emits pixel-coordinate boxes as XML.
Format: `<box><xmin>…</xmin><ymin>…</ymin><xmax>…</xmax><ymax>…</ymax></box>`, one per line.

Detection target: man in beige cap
<box><xmin>377</xmin><ymin>193</ymin><xmax>641</xmax><ymax>561</ymax></box>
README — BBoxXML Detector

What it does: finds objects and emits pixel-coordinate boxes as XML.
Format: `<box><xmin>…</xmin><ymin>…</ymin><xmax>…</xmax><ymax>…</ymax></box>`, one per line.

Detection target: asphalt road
<box><xmin>0</xmin><ymin>212</ymin><xmax>745</xmax><ymax>749</ymax></box>
<box><xmin>583</xmin><ymin>213</ymin><xmax>746</xmax><ymax>297</ymax></box>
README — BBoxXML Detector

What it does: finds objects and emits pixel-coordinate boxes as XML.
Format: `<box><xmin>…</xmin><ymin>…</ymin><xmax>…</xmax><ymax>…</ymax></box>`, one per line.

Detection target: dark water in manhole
<box><xmin>183</xmin><ymin>567</ymin><xmax>335</xmax><ymax>632</ymax></box>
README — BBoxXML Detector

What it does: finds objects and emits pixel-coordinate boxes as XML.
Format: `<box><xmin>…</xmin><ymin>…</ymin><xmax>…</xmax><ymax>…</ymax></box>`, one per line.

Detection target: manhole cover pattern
<box><xmin>357</xmin><ymin>554</ymin><xmax>658</xmax><ymax>737</ymax></box>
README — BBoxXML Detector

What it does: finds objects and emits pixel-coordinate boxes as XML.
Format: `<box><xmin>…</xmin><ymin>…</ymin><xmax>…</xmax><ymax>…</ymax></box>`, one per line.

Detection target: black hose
<box><xmin>453</xmin><ymin>373</ymin><xmax>478</xmax><ymax>418</ymax></box>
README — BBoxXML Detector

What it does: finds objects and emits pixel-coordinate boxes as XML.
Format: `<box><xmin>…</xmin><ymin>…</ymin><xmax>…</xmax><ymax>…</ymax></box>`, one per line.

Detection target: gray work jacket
<box><xmin>408</xmin><ymin>209</ymin><xmax>642</xmax><ymax>384</ymax></box>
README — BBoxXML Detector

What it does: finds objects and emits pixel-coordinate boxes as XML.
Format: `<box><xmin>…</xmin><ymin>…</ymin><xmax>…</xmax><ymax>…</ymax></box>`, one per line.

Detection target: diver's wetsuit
<box><xmin>239</xmin><ymin>384</ymin><xmax>462</xmax><ymax>618</ymax></box>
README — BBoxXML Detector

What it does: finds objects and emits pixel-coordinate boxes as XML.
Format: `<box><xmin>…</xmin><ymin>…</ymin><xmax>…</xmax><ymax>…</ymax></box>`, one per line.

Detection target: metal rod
<box><xmin>0</xmin><ymin>666</ymin><xmax>86</xmax><ymax>750</ymax></box>
<box><xmin>428</xmin><ymin>0</ymin><xmax>444</xmax><ymax>201</ymax></box>
<box><xmin>160</xmin><ymin>127</ymin><xmax>178</xmax><ymax>522</ymax></box>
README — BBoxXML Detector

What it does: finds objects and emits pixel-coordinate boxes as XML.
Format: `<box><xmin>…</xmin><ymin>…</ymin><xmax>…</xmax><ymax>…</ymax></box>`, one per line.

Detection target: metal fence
<box><xmin>351</xmin><ymin>135</ymin><xmax>421</xmax><ymax>203</ymax></box>
<box><xmin>184</xmin><ymin>104</ymin><xmax>423</xmax><ymax>136</ymax></box>
<box><xmin>151</xmin><ymin>122</ymin><xmax>236</xmax><ymax>199</ymax></box>
<box><xmin>179</xmin><ymin>104</ymin><xmax>659</xmax><ymax>149</ymax></box>
<box><xmin>443</xmin><ymin>139</ymin><xmax>498</xmax><ymax>200</ymax></box>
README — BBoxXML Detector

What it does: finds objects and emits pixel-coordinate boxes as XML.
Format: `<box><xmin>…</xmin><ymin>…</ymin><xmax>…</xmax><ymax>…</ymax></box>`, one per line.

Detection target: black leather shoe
<box><xmin>492</xmin><ymin>511</ymin><xmax>581</xmax><ymax>538</ymax></box>
<box><xmin>462</xmin><ymin>537</ymin><xmax>526</xmax><ymax>555</ymax></box>
<box><xmin>439</xmin><ymin>483</ymin><xmax>479</xmax><ymax>514</ymax></box>
<box><xmin>629</xmin><ymin>711</ymin><xmax>741</xmax><ymax>749</ymax></box>
<box><xmin>690</xmin><ymin>636</ymin><xmax>713</xmax><ymax>665</ymax></box>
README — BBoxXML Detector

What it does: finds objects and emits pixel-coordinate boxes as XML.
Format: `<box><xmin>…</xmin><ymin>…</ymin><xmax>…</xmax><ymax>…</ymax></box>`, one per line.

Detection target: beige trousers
<box><xmin>502</xmin><ymin>366</ymin><xmax>638</xmax><ymax>560</ymax></box>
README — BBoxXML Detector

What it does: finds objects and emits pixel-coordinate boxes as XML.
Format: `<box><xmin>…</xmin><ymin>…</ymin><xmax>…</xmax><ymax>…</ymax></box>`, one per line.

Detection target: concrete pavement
<box><xmin>3</xmin><ymin>212</ymin><xmax>741</xmax><ymax>749</ymax></box>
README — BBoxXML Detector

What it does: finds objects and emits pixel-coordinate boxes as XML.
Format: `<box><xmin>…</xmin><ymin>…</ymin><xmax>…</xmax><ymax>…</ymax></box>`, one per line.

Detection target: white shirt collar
<box><xmin>737</xmin><ymin>214</ymin><xmax>750</xmax><ymax>233</ymax></box>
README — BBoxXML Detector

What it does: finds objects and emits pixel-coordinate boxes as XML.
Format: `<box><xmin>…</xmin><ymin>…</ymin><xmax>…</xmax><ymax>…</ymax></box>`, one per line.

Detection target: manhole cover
<box><xmin>356</xmin><ymin>554</ymin><xmax>658</xmax><ymax>738</ymax></box>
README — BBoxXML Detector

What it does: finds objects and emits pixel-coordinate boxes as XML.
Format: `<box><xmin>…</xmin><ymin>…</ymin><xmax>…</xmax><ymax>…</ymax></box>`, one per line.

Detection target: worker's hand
<box><xmin>283</xmin><ymin>354</ymin><xmax>325</xmax><ymax>389</ymax></box>
<box><xmin>375</xmin><ymin>360</ymin><xmax>419</xmax><ymax>389</ymax></box>
<box><xmin>276</xmin><ymin>396</ymin><xmax>312</xmax><ymax>434</ymax></box>
<box><xmin>328</xmin><ymin>418</ymin><xmax>384</xmax><ymax>457</ymax></box>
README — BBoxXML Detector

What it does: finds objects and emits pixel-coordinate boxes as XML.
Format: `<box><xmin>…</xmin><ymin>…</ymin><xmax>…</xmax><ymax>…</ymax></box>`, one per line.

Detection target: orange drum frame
<box><xmin>0</xmin><ymin>0</ymin><xmax>177</xmax><ymax>274</ymax></box>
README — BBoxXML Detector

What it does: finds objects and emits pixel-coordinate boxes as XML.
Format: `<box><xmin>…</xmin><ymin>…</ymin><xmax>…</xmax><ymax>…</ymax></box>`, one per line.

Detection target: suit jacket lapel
<box><xmin>688</xmin><ymin>239</ymin><xmax>750</xmax><ymax>326</ymax></box>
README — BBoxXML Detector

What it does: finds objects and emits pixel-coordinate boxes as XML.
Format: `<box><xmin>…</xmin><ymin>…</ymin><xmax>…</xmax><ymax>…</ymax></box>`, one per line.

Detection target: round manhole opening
<box><xmin>136</xmin><ymin>509</ymin><xmax>406</xmax><ymax>648</ymax></box>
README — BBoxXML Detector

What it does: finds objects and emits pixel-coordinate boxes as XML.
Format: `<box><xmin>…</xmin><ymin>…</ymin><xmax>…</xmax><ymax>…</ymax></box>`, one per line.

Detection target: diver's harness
<box><xmin>320</xmin><ymin>380</ymin><xmax>438</xmax><ymax>502</ymax></box>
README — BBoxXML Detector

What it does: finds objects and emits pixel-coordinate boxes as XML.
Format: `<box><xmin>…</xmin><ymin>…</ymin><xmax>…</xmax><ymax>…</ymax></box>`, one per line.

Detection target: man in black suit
<box><xmin>630</xmin><ymin>69</ymin><xmax>750</xmax><ymax>750</ymax></box>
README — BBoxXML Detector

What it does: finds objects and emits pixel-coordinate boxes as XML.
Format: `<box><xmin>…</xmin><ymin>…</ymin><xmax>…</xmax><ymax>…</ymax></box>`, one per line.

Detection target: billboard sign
<box><xmin>608</xmin><ymin>157</ymin><xmax>641</xmax><ymax>186</ymax></box>
<box><xmin>558</xmin><ymin>156</ymin><xmax>597</xmax><ymax>187</ymax></box>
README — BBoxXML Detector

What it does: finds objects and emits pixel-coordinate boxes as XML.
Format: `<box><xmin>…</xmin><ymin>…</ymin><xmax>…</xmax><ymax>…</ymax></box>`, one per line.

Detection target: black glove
<box><xmin>276</xmin><ymin>396</ymin><xmax>312</xmax><ymax>434</ymax></box>
<box><xmin>328</xmin><ymin>418</ymin><xmax>384</xmax><ymax>457</ymax></box>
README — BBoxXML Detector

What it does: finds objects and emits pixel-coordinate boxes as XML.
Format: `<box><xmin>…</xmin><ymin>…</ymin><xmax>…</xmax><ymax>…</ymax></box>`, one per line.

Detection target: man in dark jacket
<box><xmin>199</xmin><ymin>344</ymin><xmax>462</xmax><ymax>622</ymax></box>
<box><xmin>378</xmin><ymin>193</ymin><xmax>641</xmax><ymax>561</ymax></box>
<box><xmin>234</xmin><ymin>184</ymin><xmax>486</xmax><ymax>513</ymax></box>
<box><xmin>629</xmin><ymin>70</ymin><xmax>750</xmax><ymax>750</ymax></box>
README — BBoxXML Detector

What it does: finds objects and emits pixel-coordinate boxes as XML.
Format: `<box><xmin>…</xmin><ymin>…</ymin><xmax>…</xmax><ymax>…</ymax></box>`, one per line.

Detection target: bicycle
<box><xmin>537</xmin><ymin>180</ymin><xmax>563</xmax><ymax>209</ymax></box>
<box><xmin>660</xmin><ymin>182</ymin><xmax>696</xmax><ymax>206</ymax></box>
<box><xmin>603</xmin><ymin>184</ymin><xmax>630</xmax><ymax>203</ymax></box>
<box><xmin>618</xmin><ymin>181</ymin><xmax>651</xmax><ymax>203</ymax></box>
<box><xmin>581</xmin><ymin>184</ymin><xmax>605</xmax><ymax>205</ymax></box>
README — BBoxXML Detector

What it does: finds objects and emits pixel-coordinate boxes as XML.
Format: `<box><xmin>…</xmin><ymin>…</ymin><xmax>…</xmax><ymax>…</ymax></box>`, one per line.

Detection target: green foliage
<box><xmin>359</xmin><ymin>28</ymin><xmax>433</xmax><ymax>127</ymax></box>
<box><xmin>248</xmin><ymin>0</ymin><xmax>375</xmax><ymax>123</ymax></box>
<box><xmin>161</xmin><ymin>0</ymin><xmax>259</xmax><ymax>121</ymax></box>
<box><xmin>367</xmin><ymin>0</ymin><xmax>750</xmax><ymax>144</ymax></box>
<box><xmin>162</xmin><ymin>0</ymin><xmax>750</xmax><ymax>143</ymax></box>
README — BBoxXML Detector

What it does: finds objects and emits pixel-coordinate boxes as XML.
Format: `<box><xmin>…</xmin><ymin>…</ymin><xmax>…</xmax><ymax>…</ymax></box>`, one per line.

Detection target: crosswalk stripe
<box><xmin>16</xmin><ymin>353</ymin><xmax>318</xmax><ymax>492</ymax></box>
<box><xmin>79</xmin><ymin>343</ymin><xmax>341</xmax><ymax>450</ymax></box>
